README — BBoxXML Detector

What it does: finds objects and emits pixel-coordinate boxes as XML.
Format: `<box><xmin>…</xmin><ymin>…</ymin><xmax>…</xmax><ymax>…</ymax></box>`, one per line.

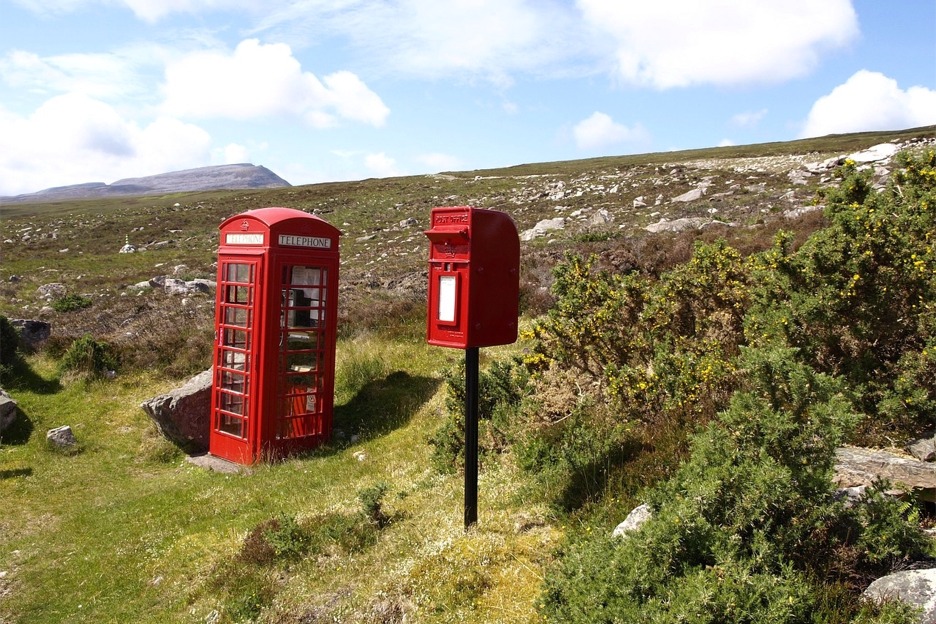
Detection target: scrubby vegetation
<box><xmin>1</xmin><ymin>133</ymin><xmax>934</xmax><ymax>623</ymax></box>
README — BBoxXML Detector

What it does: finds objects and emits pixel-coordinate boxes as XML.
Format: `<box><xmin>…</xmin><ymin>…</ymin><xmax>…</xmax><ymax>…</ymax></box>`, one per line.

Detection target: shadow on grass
<box><xmin>2</xmin><ymin>357</ymin><xmax>62</xmax><ymax>395</ymax></box>
<box><xmin>0</xmin><ymin>408</ymin><xmax>34</xmax><ymax>446</ymax></box>
<box><xmin>332</xmin><ymin>370</ymin><xmax>440</xmax><ymax>444</ymax></box>
<box><xmin>556</xmin><ymin>436</ymin><xmax>645</xmax><ymax>513</ymax></box>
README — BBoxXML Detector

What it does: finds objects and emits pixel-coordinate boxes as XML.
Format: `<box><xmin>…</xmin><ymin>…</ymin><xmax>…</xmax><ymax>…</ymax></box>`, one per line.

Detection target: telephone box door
<box><xmin>269</xmin><ymin>257</ymin><xmax>338</xmax><ymax>448</ymax></box>
<box><xmin>211</xmin><ymin>257</ymin><xmax>262</xmax><ymax>463</ymax></box>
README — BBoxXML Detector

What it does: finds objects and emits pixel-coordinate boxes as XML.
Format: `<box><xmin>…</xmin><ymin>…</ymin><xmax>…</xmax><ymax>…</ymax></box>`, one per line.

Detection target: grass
<box><xmin>0</xmin><ymin>336</ymin><xmax>557</xmax><ymax>623</ymax></box>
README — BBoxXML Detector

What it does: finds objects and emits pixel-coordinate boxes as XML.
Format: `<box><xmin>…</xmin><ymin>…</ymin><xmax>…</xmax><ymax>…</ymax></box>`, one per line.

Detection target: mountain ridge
<box><xmin>0</xmin><ymin>163</ymin><xmax>290</xmax><ymax>204</ymax></box>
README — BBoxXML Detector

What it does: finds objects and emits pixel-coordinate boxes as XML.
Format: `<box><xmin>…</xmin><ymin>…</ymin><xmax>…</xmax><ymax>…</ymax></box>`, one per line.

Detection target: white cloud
<box><xmin>0</xmin><ymin>48</ymin><xmax>149</xmax><ymax>100</ymax></box>
<box><xmin>256</xmin><ymin>0</ymin><xmax>581</xmax><ymax>85</ymax></box>
<box><xmin>217</xmin><ymin>143</ymin><xmax>250</xmax><ymax>164</ymax></box>
<box><xmin>0</xmin><ymin>93</ymin><xmax>211</xmax><ymax>196</ymax></box>
<box><xmin>364</xmin><ymin>152</ymin><xmax>403</xmax><ymax>177</ymax></box>
<box><xmin>121</xmin><ymin>0</ymin><xmax>257</xmax><ymax>22</ymax></box>
<box><xmin>573</xmin><ymin>111</ymin><xmax>649</xmax><ymax>151</ymax></box>
<box><xmin>718</xmin><ymin>138</ymin><xmax>736</xmax><ymax>147</ymax></box>
<box><xmin>577</xmin><ymin>0</ymin><xmax>858</xmax><ymax>88</ymax></box>
<box><xmin>161</xmin><ymin>39</ymin><xmax>389</xmax><ymax>127</ymax></box>
<box><xmin>730</xmin><ymin>108</ymin><xmax>768</xmax><ymax>128</ymax></box>
<box><xmin>801</xmin><ymin>70</ymin><xmax>936</xmax><ymax>138</ymax></box>
<box><xmin>11</xmin><ymin>0</ymin><xmax>259</xmax><ymax>22</ymax></box>
<box><xmin>416</xmin><ymin>152</ymin><xmax>462</xmax><ymax>172</ymax></box>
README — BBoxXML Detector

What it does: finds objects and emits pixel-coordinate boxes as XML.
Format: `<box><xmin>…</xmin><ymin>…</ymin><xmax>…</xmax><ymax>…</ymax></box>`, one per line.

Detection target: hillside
<box><xmin>0</xmin><ymin>163</ymin><xmax>290</xmax><ymax>204</ymax></box>
<box><xmin>1</xmin><ymin>126</ymin><xmax>935</xmax><ymax>624</ymax></box>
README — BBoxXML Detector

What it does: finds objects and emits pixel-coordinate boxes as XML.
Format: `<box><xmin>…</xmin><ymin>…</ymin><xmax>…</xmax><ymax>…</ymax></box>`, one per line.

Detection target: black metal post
<box><xmin>464</xmin><ymin>346</ymin><xmax>479</xmax><ymax>529</ymax></box>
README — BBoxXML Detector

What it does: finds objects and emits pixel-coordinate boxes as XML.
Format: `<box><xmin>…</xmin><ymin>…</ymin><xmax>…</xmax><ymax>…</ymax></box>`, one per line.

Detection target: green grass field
<box><xmin>1</xmin><ymin>337</ymin><xmax>561</xmax><ymax>623</ymax></box>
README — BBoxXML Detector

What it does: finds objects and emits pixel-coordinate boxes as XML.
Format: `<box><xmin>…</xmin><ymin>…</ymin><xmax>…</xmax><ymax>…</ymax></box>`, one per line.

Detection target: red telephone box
<box><xmin>424</xmin><ymin>206</ymin><xmax>520</xmax><ymax>348</ymax></box>
<box><xmin>209</xmin><ymin>207</ymin><xmax>340</xmax><ymax>464</ymax></box>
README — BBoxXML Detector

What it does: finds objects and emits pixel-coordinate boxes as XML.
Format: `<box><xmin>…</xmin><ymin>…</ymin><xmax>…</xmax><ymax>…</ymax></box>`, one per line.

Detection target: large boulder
<box><xmin>140</xmin><ymin>369</ymin><xmax>212</xmax><ymax>452</ymax></box>
<box><xmin>863</xmin><ymin>568</ymin><xmax>936</xmax><ymax>624</ymax></box>
<box><xmin>9</xmin><ymin>319</ymin><xmax>52</xmax><ymax>351</ymax></box>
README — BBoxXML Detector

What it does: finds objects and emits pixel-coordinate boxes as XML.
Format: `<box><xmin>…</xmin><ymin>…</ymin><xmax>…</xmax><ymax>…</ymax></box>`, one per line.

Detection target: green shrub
<box><xmin>58</xmin><ymin>334</ymin><xmax>118</xmax><ymax>380</ymax></box>
<box><xmin>358</xmin><ymin>481</ymin><xmax>391</xmax><ymax>528</ymax></box>
<box><xmin>428</xmin><ymin>358</ymin><xmax>528</xmax><ymax>473</ymax></box>
<box><xmin>51</xmin><ymin>293</ymin><xmax>92</xmax><ymax>312</ymax></box>
<box><xmin>746</xmin><ymin>150</ymin><xmax>936</xmax><ymax>443</ymax></box>
<box><xmin>541</xmin><ymin>347</ymin><xmax>925</xmax><ymax>623</ymax></box>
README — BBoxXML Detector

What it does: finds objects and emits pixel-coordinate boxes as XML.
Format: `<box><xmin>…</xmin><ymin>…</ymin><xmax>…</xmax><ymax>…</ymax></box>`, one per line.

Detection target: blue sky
<box><xmin>0</xmin><ymin>0</ymin><xmax>934</xmax><ymax>197</ymax></box>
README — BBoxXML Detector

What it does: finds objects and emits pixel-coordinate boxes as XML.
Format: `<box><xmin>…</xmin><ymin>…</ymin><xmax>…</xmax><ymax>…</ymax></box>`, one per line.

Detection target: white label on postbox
<box><xmin>438</xmin><ymin>275</ymin><xmax>457</xmax><ymax>323</ymax></box>
<box><xmin>278</xmin><ymin>234</ymin><xmax>332</xmax><ymax>249</ymax></box>
<box><xmin>225</xmin><ymin>233</ymin><xmax>264</xmax><ymax>245</ymax></box>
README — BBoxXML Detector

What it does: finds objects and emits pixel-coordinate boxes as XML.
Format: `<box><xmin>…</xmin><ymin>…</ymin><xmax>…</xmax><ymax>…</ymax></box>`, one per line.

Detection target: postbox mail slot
<box><xmin>425</xmin><ymin>227</ymin><xmax>469</xmax><ymax>243</ymax></box>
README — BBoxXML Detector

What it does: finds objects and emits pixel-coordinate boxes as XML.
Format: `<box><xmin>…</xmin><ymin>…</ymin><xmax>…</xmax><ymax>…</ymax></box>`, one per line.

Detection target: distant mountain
<box><xmin>0</xmin><ymin>164</ymin><xmax>290</xmax><ymax>204</ymax></box>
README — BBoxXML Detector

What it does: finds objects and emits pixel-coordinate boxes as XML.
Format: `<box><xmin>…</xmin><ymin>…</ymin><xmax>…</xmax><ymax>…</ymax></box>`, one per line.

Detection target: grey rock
<box><xmin>863</xmin><ymin>568</ymin><xmax>936</xmax><ymax>624</ymax></box>
<box><xmin>140</xmin><ymin>369</ymin><xmax>212</xmax><ymax>452</ymax></box>
<box><xmin>46</xmin><ymin>425</ymin><xmax>77</xmax><ymax>448</ymax></box>
<box><xmin>783</xmin><ymin>205</ymin><xmax>823</xmax><ymax>219</ymax></box>
<box><xmin>36</xmin><ymin>283</ymin><xmax>66</xmax><ymax>301</ymax></box>
<box><xmin>520</xmin><ymin>217</ymin><xmax>565</xmax><ymax>241</ymax></box>
<box><xmin>588</xmin><ymin>209</ymin><xmax>613</xmax><ymax>226</ymax></box>
<box><xmin>8</xmin><ymin>319</ymin><xmax>51</xmax><ymax>350</ymax></box>
<box><xmin>908</xmin><ymin>436</ymin><xmax>936</xmax><ymax>463</ymax></box>
<box><xmin>849</xmin><ymin>143</ymin><xmax>899</xmax><ymax>164</ymax></box>
<box><xmin>672</xmin><ymin>188</ymin><xmax>704</xmax><ymax>203</ymax></box>
<box><xmin>612</xmin><ymin>503</ymin><xmax>652</xmax><ymax>538</ymax></box>
<box><xmin>645</xmin><ymin>217</ymin><xmax>709</xmax><ymax>233</ymax></box>
<box><xmin>0</xmin><ymin>389</ymin><xmax>19</xmax><ymax>433</ymax></box>
<box><xmin>835</xmin><ymin>446</ymin><xmax>936</xmax><ymax>501</ymax></box>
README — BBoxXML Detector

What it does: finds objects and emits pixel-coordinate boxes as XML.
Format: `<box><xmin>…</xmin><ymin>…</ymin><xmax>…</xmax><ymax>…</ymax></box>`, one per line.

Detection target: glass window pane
<box><xmin>220</xmin><ymin>414</ymin><xmax>243</xmax><ymax>437</ymax></box>
<box><xmin>225</xmin><ymin>307</ymin><xmax>248</xmax><ymax>326</ymax></box>
<box><xmin>227</xmin><ymin>263</ymin><xmax>251</xmax><ymax>283</ymax></box>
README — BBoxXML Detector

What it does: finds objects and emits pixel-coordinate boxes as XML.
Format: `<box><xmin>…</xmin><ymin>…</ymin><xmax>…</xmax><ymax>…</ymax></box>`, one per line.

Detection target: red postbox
<box><xmin>209</xmin><ymin>207</ymin><xmax>340</xmax><ymax>464</ymax></box>
<box><xmin>424</xmin><ymin>206</ymin><xmax>520</xmax><ymax>528</ymax></box>
<box><xmin>424</xmin><ymin>206</ymin><xmax>520</xmax><ymax>348</ymax></box>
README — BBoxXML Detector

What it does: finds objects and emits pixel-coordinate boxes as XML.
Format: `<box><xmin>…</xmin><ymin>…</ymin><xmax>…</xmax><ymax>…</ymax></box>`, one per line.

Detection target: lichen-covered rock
<box><xmin>140</xmin><ymin>369</ymin><xmax>212</xmax><ymax>452</ymax></box>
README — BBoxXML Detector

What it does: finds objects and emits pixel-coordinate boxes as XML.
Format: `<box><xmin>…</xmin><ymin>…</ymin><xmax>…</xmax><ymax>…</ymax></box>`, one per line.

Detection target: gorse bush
<box><xmin>428</xmin><ymin>358</ymin><xmax>528</xmax><ymax>473</ymax></box>
<box><xmin>522</xmin><ymin>150</ymin><xmax>936</xmax><ymax>622</ymax></box>
<box><xmin>58</xmin><ymin>334</ymin><xmax>118</xmax><ymax>381</ymax></box>
<box><xmin>747</xmin><ymin>150</ymin><xmax>936</xmax><ymax>442</ymax></box>
<box><xmin>51</xmin><ymin>293</ymin><xmax>92</xmax><ymax>313</ymax></box>
<box><xmin>541</xmin><ymin>347</ymin><xmax>926</xmax><ymax>624</ymax></box>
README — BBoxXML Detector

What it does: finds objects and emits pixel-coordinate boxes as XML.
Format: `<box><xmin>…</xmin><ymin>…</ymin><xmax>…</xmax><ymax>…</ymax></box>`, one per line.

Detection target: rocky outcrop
<box><xmin>8</xmin><ymin>319</ymin><xmax>51</xmax><ymax>351</ymax></box>
<box><xmin>140</xmin><ymin>369</ymin><xmax>212</xmax><ymax>452</ymax></box>
<box><xmin>834</xmin><ymin>446</ymin><xmax>936</xmax><ymax>502</ymax></box>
